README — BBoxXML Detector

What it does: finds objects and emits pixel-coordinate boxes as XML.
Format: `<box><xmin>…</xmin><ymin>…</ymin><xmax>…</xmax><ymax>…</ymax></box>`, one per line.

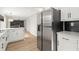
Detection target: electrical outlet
<box><xmin>71</xmin><ymin>22</ymin><xmax>74</xmax><ymax>26</ymax></box>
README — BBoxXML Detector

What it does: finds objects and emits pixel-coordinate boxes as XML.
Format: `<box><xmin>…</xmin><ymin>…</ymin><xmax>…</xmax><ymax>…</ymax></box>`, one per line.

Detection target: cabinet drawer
<box><xmin>57</xmin><ymin>33</ymin><xmax>77</xmax><ymax>51</ymax></box>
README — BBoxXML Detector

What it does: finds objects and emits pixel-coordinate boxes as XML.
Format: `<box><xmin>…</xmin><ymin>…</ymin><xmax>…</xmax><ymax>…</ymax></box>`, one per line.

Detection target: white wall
<box><xmin>37</xmin><ymin>13</ymin><xmax>41</xmax><ymax>25</ymax></box>
<box><xmin>25</xmin><ymin>14</ymin><xmax>37</xmax><ymax>36</ymax></box>
<box><xmin>0</xmin><ymin>21</ymin><xmax>5</xmax><ymax>29</ymax></box>
<box><xmin>0</xmin><ymin>7</ymin><xmax>43</xmax><ymax>19</ymax></box>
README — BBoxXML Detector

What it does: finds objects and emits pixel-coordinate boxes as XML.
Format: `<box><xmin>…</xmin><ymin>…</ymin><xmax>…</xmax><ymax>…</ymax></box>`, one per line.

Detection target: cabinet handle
<box><xmin>2</xmin><ymin>43</ymin><xmax>3</xmax><ymax>49</ymax></box>
<box><xmin>57</xmin><ymin>40</ymin><xmax>59</xmax><ymax>46</ymax></box>
<box><xmin>68</xmin><ymin>12</ymin><xmax>71</xmax><ymax>18</ymax></box>
<box><xmin>6</xmin><ymin>37</ymin><xmax>7</xmax><ymax>41</ymax></box>
<box><xmin>63</xmin><ymin>38</ymin><xmax>69</xmax><ymax>40</ymax></box>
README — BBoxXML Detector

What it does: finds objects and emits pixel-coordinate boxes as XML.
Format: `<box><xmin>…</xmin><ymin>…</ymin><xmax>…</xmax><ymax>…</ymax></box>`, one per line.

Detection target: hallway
<box><xmin>7</xmin><ymin>32</ymin><xmax>39</xmax><ymax>51</ymax></box>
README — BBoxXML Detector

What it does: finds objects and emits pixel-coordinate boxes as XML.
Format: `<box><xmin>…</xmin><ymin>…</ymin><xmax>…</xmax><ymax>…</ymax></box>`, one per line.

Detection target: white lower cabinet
<box><xmin>0</xmin><ymin>41</ymin><xmax>7</xmax><ymax>51</ymax></box>
<box><xmin>0</xmin><ymin>42</ymin><xmax>3</xmax><ymax>51</ymax></box>
<box><xmin>8</xmin><ymin>28</ymin><xmax>24</xmax><ymax>43</ymax></box>
<box><xmin>77</xmin><ymin>38</ymin><xmax>79</xmax><ymax>51</ymax></box>
<box><xmin>62</xmin><ymin>37</ymin><xmax>77</xmax><ymax>51</ymax></box>
<box><xmin>0</xmin><ymin>28</ymin><xmax>24</xmax><ymax>51</ymax></box>
<box><xmin>57</xmin><ymin>33</ymin><xmax>79</xmax><ymax>51</ymax></box>
<box><xmin>57</xmin><ymin>34</ymin><xmax>64</xmax><ymax>51</ymax></box>
<box><xmin>0</xmin><ymin>32</ymin><xmax>8</xmax><ymax>51</ymax></box>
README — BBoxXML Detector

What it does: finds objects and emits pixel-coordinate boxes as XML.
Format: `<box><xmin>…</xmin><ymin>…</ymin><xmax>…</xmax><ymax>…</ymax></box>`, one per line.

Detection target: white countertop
<box><xmin>0</xmin><ymin>27</ymin><xmax>24</xmax><ymax>37</ymax></box>
<box><xmin>0</xmin><ymin>31</ymin><xmax>6</xmax><ymax>37</ymax></box>
<box><xmin>0</xmin><ymin>27</ymin><xmax>24</xmax><ymax>30</ymax></box>
<box><xmin>57</xmin><ymin>31</ymin><xmax>79</xmax><ymax>38</ymax></box>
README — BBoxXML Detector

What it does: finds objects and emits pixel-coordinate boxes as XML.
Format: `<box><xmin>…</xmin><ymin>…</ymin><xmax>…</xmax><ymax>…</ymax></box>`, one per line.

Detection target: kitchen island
<box><xmin>0</xmin><ymin>28</ymin><xmax>25</xmax><ymax>51</ymax></box>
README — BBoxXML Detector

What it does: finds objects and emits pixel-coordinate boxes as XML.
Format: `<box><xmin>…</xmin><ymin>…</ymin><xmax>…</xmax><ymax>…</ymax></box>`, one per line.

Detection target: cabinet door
<box><xmin>0</xmin><ymin>42</ymin><xmax>5</xmax><ymax>51</ymax></box>
<box><xmin>70</xmin><ymin>7</ymin><xmax>79</xmax><ymax>19</ymax></box>
<box><xmin>62</xmin><ymin>37</ymin><xmax>77</xmax><ymax>51</ymax></box>
<box><xmin>58</xmin><ymin>34</ymin><xmax>77</xmax><ymax>51</ymax></box>
<box><xmin>7</xmin><ymin>30</ymin><xmax>12</xmax><ymax>42</ymax></box>
<box><xmin>61</xmin><ymin>7</ymin><xmax>79</xmax><ymax>21</ymax></box>
<box><xmin>16</xmin><ymin>29</ymin><xmax>24</xmax><ymax>40</ymax></box>
<box><xmin>1</xmin><ymin>35</ymin><xmax>7</xmax><ymax>51</ymax></box>
<box><xmin>61</xmin><ymin>7</ymin><xmax>71</xmax><ymax>21</ymax></box>
<box><xmin>19</xmin><ymin>29</ymin><xmax>24</xmax><ymax>39</ymax></box>
<box><xmin>8</xmin><ymin>30</ymin><xmax>16</xmax><ymax>42</ymax></box>
<box><xmin>0</xmin><ymin>42</ymin><xmax>3</xmax><ymax>51</ymax></box>
<box><xmin>57</xmin><ymin>34</ymin><xmax>64</xmax><ymax>51</ymax></box>
<box><xmin>77</xmin><ymin>39</ymin><xmax>79</xmax><ymax>51</ymax></box>
<box><xmin>0</xmin><ymin>36</ymin><xmax>5</xmax><ymax>51</ymax></box>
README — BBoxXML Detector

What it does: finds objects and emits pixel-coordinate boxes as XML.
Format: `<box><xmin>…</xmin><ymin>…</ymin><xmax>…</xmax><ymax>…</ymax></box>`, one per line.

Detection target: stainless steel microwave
<box><xmin>64</xmin><ymin>21</ymin><xmax>79</xmax><ymax>32</ymax></box>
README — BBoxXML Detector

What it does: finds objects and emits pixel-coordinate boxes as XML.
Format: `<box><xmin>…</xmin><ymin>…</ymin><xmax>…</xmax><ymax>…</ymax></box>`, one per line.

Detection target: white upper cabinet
<box><xmin>61</xmin><ymin>7</ymin><xmax>79</xmax><ymax>21</ymax></box>
<box><xmin>70</xmin><ymin>8</ymin><xmax>79</xmax><ymax>19</ymax></box>
<box><xmin>8</xmin><ymin>28</ymin><xmax>24</xmax><ymax>43</ymax></box>
<box><xmin>61</xmin><ymin>7</ymin><xmax>71</xmax><ymax>21</ymax></box>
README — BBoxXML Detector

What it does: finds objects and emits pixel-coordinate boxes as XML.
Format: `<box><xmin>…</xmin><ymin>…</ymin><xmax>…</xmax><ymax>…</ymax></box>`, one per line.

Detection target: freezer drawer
<box><xmin>43</xmin><ymin>27</ymin><xmax>53</xmax><ymax>40</ymax></box>
<box><xmin>43</xmin><ymin>27</ymin><xmax>53</xmax><ymax>51</ymax></box>
<box><xmin>43</xmin><ymin>39</ymin><xmax>51</xmax><ymax>51</ymax></box>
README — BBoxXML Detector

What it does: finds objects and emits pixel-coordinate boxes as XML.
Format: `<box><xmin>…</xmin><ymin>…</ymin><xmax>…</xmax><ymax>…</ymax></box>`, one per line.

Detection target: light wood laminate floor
<box><xmin>7</xmin><ymin>32</ymin><xmax>40</xmax><ymax>51</ymax></box>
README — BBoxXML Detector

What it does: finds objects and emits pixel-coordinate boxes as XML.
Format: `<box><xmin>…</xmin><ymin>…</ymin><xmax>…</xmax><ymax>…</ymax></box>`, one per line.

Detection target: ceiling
<box><xmin>0</xmin><ymin>7</ymin><xmax>46</xmax><ymax>20</ymax></box>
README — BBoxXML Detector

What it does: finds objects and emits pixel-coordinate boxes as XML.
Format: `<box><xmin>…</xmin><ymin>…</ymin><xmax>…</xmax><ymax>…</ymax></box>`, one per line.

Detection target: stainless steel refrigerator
<box><xmin>37</xmin><ymin>8</ymin><xmax>61</xmax><ymax>51</ymax></box>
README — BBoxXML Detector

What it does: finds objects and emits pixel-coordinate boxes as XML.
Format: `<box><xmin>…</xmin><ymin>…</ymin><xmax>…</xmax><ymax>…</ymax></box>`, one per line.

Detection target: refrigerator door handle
<box><xmin>57</xmin><ymin>40</ymin><xmax>59</xmax><ymax>46</ymax></box>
